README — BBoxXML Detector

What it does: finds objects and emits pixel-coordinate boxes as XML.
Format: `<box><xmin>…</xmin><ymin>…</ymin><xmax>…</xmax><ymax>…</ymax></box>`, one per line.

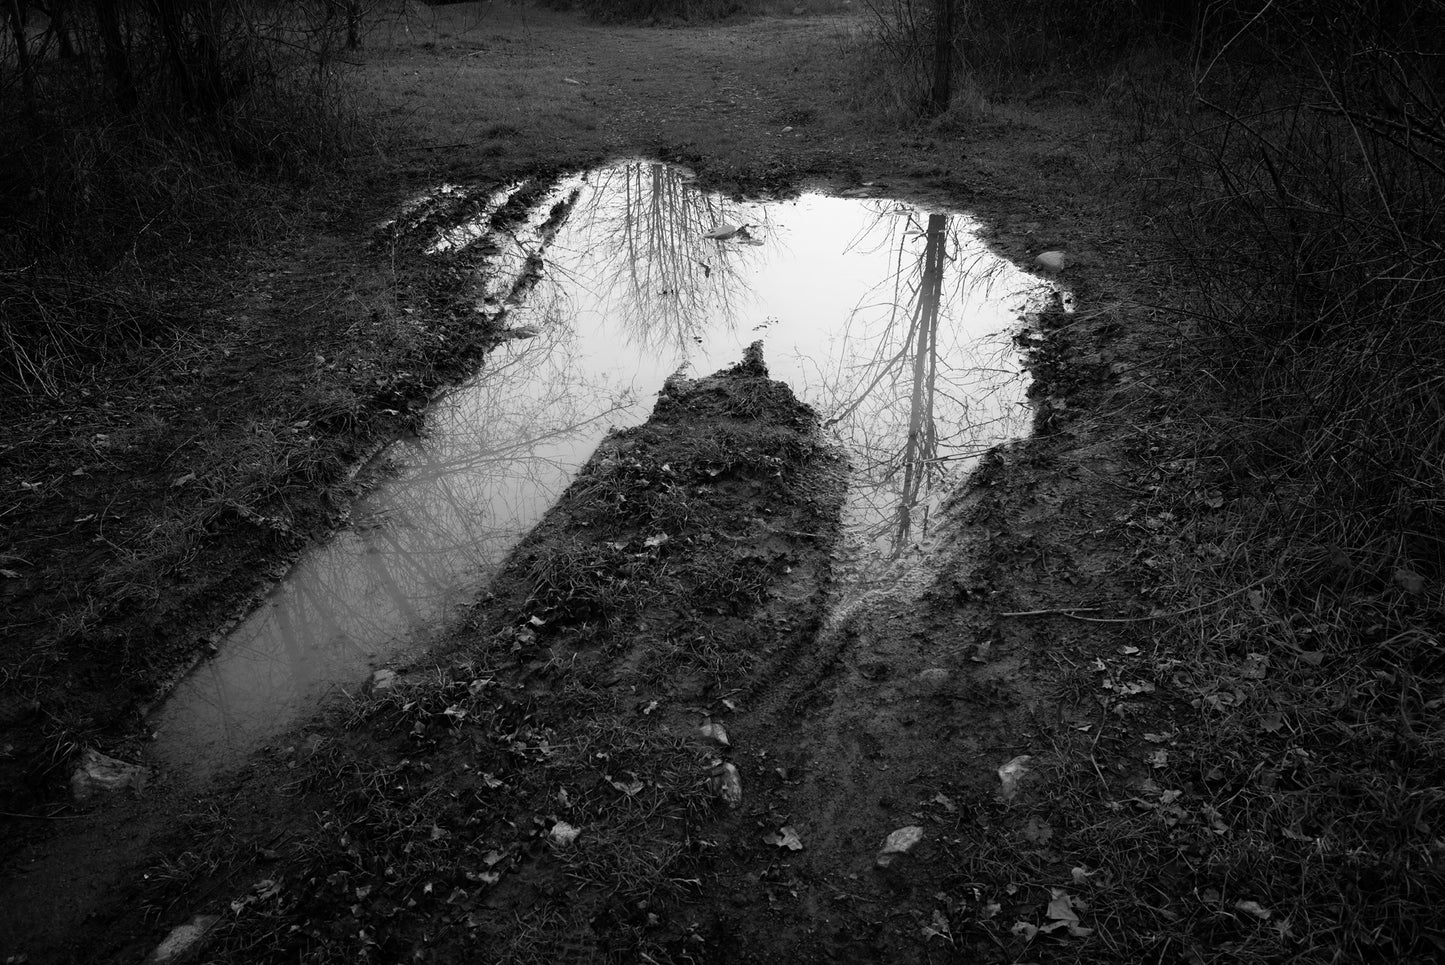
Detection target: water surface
<box><xmin>149</xmin><ymin>161</ymin><xmax>1045</xmax><ymax>780</ymax></box>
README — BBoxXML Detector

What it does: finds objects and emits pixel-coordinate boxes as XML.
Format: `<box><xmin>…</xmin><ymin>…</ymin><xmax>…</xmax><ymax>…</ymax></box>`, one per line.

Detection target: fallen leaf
<box><xmin>1233</xmin><ymin>899</ymin><xmax>1272</xmax><ymax>920</ymax></box>
<box><xmin>997</xmin><ymin>755</ymin><xmax>1033</xmax><ymax>801</ymax></box>
<box><xmin>921</xmin><ymin>908</ymin><xmax>952</xmax><ymax>942</ymax></box>
<box><xmin>1023</xmin><ymin>816</ymin><xmax>1053</xmax><ymax>844</ymax></box>
<box><xmin>1393</xmin><ymin>568</ymin><xmax>1426</xmax><ymax>595</ymax></box>
<box><xmin>765</xmin><ymin>826</ymin><xmax>803</xmax><ymax>851</ymax></box>
<box><xmin>607</xmin><ymin>774</ymin><xmax>644</xmax><ymax>796</ymax></box>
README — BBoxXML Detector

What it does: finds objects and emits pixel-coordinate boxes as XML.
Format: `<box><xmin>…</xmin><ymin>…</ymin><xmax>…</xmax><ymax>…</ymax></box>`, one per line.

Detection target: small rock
<box><xmin>142</xmin><ymin>914</ymin><xmax>220</xmax><ymax>965</ymax></box>
<box><xmin>70</xmin><ymin>747</ymin><xmax>147</xmax><ymax>805</ymax></box>
<box><xmin>708</xmin><ymin>762</ymin><xmax>743</xmax><ymax>808</ymax></box>
<box><xmin>367</xmin><ymin>669</ymin><xmax>398</xmax><ymax>692</ymax></box>
<box><xmin>875</xmin><ymin>826</ymin><xmax>924</xmax><ymax>868</ymax></box>
<box><xmin>1034</xmin><ymin>250</ymin><xmax>1068</xmax><ymax>271</ymax></box>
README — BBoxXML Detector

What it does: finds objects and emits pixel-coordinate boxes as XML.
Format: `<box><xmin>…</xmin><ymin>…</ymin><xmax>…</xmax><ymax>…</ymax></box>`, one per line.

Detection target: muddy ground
<box><xmin>0</xmin><ymin>3</ymin><xmax>1300</xmax><ymax>963</ymax></box>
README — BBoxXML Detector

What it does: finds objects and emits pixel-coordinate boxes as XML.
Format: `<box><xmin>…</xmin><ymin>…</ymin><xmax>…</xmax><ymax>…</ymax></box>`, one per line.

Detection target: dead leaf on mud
<box><xmin>607</xmin><ymin>773</ymin><xmax>644</xmax><ymax>796</ymax></box>
<box><xmin>997</xmin><ymin>755</ymin><xmax>1033</xmax><ymax>802</ymax></box>
<box><xmin>1233</xmin><ymin>899</ymin><xmax>1272</xmax><ymax>920</ymax></box>
<box><xmin>550</xmin><ymin>821</ymin><xmax>581</xmax><ymax>846</ymax></box>
<box><xmin>698</xmin><ymin>720</ymin><xmax>730</xmax><ymax>747</ymax></box>
<box><xmin>1044</xmin><ymin>888</ymin><xmax>1094</xmax><ymax>937</ymax></box>
<box><xmin>875</xmin><ymin>825</ymin><xmax>924</xmax><ymax>868</ymax></box>
<box><xmin>765</xmin><ymin>826</ymin><xmax>803</xmax><ymax>851</ymax></box>
<box><xmin>921</xmin><ymin>909</ymin><xmax>953</xmax><ymax>942</ymax></box>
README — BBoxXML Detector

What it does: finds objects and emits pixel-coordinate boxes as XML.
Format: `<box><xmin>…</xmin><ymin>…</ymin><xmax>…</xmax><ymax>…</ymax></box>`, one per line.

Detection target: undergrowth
<box><xmin>960</xmin><ymin>0</ymin><xmax>1445</xmax><ymax>959</ymax></box>
<box><xmin>0</xmin><ymin>1</ymin><xmax>366</xmax><ymax>401</ymax></box>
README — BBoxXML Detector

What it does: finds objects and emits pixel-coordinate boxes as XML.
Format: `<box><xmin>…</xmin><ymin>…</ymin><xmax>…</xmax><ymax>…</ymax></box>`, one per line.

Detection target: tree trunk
<box><xmin>5</xmin><ymin>0</ymin><xmax>37</xmax><ymax>115</ymax></box>
<box><xmin>925</xmin><ymin>0</ymin><xmax>955</xmax><ymax>116</ymax></box>
<box><xmin>346</xmin><ymin>0</ymin><xmax>361</xmax><ymax>50</ymax></box>
<box><xmin>50</xmin><ymin>0</ymin><xmax>77</xmax><ymax>58</ymax></box>
<box><xmin>95</xmin><ymin>0</ymin><xmax>137</xmax><ymax>111</ymax></box>
<box><xmin>148</xmin><ymin>0</ymin><xmax>196</xmax><ymax>109</ymax></box>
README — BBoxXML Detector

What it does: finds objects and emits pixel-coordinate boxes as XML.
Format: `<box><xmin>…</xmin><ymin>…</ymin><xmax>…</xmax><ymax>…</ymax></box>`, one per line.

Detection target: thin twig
<box><xmin>1002</xmin><ymin>580</ymin><xmax>1266</xmax><ymax>624</ymax></box>
<box><xmin>999</xmin><ymin>606</ymin><xmax>1102</xmax><ymax>618</ymax></box>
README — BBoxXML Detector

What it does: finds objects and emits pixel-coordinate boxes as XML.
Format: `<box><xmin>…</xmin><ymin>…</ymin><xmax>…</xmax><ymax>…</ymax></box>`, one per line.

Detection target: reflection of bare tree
<box><xmin>538</xmin><ymin>162</ymin><xmax>767</xmax><ymax>355</ymax></box>
<box><xmin>816</xmin><ymin>206</ymin><xmax>1028</xmax><ymax>559</ymax></box>
<box><xmin>152</xmin><ymin>326</ymin><xmax>641</xmax><ymax>779</ymax></box>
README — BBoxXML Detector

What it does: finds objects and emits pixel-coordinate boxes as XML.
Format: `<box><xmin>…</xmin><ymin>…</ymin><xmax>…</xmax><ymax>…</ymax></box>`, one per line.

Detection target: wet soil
<box><xmin>2</xmin><ymin>4</ymin><xmax>1181</xmax><ymax>963</ymax></box>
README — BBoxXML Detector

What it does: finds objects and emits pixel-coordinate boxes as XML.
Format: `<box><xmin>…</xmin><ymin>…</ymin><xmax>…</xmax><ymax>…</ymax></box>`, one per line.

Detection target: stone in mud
<box><xmin>142</xmin><ymin>914</ymin><xmax>220</xmax><ymax>965</ymax></box>
<box><xmin>69</xmin><ymin>747</ymin><xmax>148</xmax><ymax>805</ymax></box>
<box><xmin>1034</xmin><ymin>250</ymin><xmax>1068</xmax><ymax>271</ymax></box>
<box><xmin>709</xmin><ymin>762</ymin><xmax>743</xmax><ymax>808</ymax></box>
<box><xmin>875</xmin><ymin>825</ymin><xmax>925</xmax><ymax>868</ymax></box>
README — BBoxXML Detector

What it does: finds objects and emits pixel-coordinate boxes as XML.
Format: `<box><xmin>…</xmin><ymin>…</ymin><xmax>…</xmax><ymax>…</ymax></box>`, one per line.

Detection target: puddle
<box><xmin>148</xmin><ymin>161</ymin><xmax>1048</xmax><ymax>781</ymax></box>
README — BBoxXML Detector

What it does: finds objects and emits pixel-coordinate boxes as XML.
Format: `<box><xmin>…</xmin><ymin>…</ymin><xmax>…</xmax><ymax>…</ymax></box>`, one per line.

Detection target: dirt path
<box><xmin>2</xmin><ymin>4</ymin><xmax>1187</xmax><ymax>963</ymax></box>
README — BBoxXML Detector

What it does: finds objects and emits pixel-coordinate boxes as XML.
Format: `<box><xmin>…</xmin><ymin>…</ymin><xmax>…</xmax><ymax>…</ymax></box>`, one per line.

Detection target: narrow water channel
<box><xmin>148</xmin><ymin>161</ymin><xmax>1048</xmax><ymax>781</ymax></box>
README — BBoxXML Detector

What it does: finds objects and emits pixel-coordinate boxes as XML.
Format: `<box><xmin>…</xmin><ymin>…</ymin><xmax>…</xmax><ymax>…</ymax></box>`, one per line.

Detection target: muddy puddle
<box><xmin>148</xmin><ymin>161</ymin><xmax>1048</xmax><ymax>782</ymax></box>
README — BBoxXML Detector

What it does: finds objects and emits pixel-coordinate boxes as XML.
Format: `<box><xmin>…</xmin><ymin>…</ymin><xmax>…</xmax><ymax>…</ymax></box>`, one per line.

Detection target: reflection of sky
<box><xmin>150</xmin><ymin>162</ymin><xmax>1044</xmax><ymax>781</ymax></box>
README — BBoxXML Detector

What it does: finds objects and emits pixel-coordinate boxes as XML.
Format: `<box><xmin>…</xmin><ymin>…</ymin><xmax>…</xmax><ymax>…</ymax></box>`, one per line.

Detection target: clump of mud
<box><xmin>133</xmin><ymin>345</ymin><xmax>845</xmax><ymax>963</ymax></box>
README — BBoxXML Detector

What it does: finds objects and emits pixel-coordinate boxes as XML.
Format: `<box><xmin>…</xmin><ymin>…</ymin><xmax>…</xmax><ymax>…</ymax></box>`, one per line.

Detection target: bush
<box><xmin>0</xmin><ymin>0</ymin><xmax>366</xmax><ymax>399</ymax></box>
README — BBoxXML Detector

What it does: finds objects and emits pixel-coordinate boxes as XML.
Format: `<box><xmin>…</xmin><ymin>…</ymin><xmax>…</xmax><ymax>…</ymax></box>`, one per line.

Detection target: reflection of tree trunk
<box><xmin>894</xmin><ymin>213</ymin><xmax>947</xmax><ymax>553</ymax></box>
<box><xmin>95</xmin><ymin>0</ymin><xmax>137</xmax><ymax>111</ymax></box>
